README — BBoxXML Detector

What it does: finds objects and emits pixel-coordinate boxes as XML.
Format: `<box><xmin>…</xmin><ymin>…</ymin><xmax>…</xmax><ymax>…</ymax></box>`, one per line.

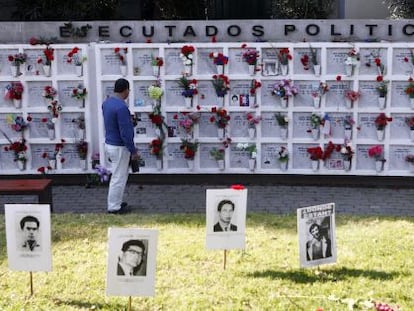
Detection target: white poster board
<box><xmin>297</xmin><ymin>203</ymin><xmax>336</xmax><ymax>268</ymax></box>
<box><xmin>106</xmin><ymin>228</ymin><xmax>158</xmax><ymax>297</ymax></box>
<box><xmin>5</xmin><ymin>204</ymin><xmax>52</xmax><ymax>271</ymax></box>
<box><xmin>205</xmin><ymin>188</ymin><xmax>247</xmax><ymax>250</ymax></box>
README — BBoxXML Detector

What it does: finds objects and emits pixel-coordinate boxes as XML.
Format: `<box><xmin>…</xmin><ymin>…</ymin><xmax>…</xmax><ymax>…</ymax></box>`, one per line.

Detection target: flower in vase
<box><xmin>71</xmin><ymin>84</ymin><xmax>87</xmax><ymax>100</ymax></box>
<box><xmin>307</xmin><ymin>146</ymin><xmax>323</xmax><ymax>161</ymax></box>
<box><xmin>8</xmin><ymin>53</ymin><xmax>27</xmax><ymax>66</ymax></box>
<box><xmin>76</xmin><ymin>139</ymin><xmax>88</xmax><ymax>160</ymax></box>
<box><xmin>368</xmin><ymin>145</ymin><xmax>385</xmax><ymax>162</ymax></box>
<box><xmin>309</xmin><ymin>113</ymin><xmax>323</xmax><ymax>129</ymax></box>
<box><xmin>5</xmin><ymin>82</ymin><xmax>24</xmax><ymax>100</ymax></box>
<box><xmin>148</xmin><ymin>102</ymin><xmax>167</xmax><ymax>136</ymax></box>
<box><xmin>71</xmin><ymin>116</ymin><xmax>85</xmax><ymax>130</ymax></box>
<box><xmin>404</xmin><ymin>77</ymin><xmax>414</xmax><ymax>99</ymax></box>
<box><xmin>180</xmin><ymin>138</ymin><xmax>198</xmax><ymax>159</ymax></box>
<box><xmin>241</xmin><ymin>44</ymin><xmax>259</xmax><ymax>66</ymax></box>
<box><xmin>405</xmin><ymin>154</ymin><xmax>414</xmax><ymax>164</ymax></box>
<box><xmin>322</xmin><ymin>141</ymin><xmax>341</xmax><ymax>161</ymax></box>
<box><xmin>210</xmin><ymin>107</ymin><xmax>230</xmax><ymax>129</ymax></box>
<box><xmin>211</xmin><ymin>74</ymin><xmax>230</xmax><ymax>97</ymax></box>
<box><xmin>367</xmin><ymin>51</ymin><xmax>385</xmax><ymax>75</ymax></box>
<box><xmin>180</xmin><ymin>45</ymin><xmax>195</xmax><ymax>66</ymax></box>
<box><xmin>249</xmin><ymin>79</ymin><xmax>262</xmax><ymax>96</ymax></box>
<box><xmin>374</xmin><ymin>113</ymin><xmax>392</xmax><ymax>130</ymax></box>
<box><xmin>272</xmin><ymin>79</ymin><xmax>298</xmax><ymax>100</ymax></box>
<box><xmin>114</xmin><ymin>47</ymin><xmax>128</xmax><ymax>65</ymax></box>
<box><xmin>67</xmin><ymin>47</ymin><xmax>87</xmax><ymax>66</ymax></box>
<box><xmin>151</xmin><ymin>56</ymin><xmax>164</xmax><ymax>67</ymax></box>
<box><xmin>210</xmin><ymin>147</ymin><xmax>225</xmax><ymax>161</ymax></box>
<box><xmin>344</xmin><ymin>89</ymin><xmax>361</xmax><ymax>102</ymax></box>
<box><xmin>209</xmin><ymin>52</ymin><xmax>228</xmax><ymax>66</ymax></box>
<box><xmin>237</xmin><ymin>142</ymin><xmax>257</xmax><ymax>159</ymax></box>
<box><xmin>42</xmin><ymin>139</ymin><xmax>66</xmax><ymax>161</ymax></box>
<box><xmin>278</xmin><ymin>146</ymin><xmax>289</xmax><ymax>162</ymax></box>
<box><xmin>148</xmin><ymin>79</ymin><xmax>163</xmax><ymax>100</ymax></box>
<box><xmin>177</xmin><ymin>76</ymin><xmax>198</xmax><ymax>98</ymax></box>
<box><xmin>42</xmin><ymin>85</ymin><xmax>57</xmax><ymax>100</ymax></box>
<box><xmin>376</xmin><ymin>76</ymin><xmax>388</xmax><ymax>97</ymax></box>
<box><xmin>6</xmin><ymin>114</ymin><xmax>29</xmax><ymax>132</ymax></box>
<box><xmin>3</xmin><ymin>138</ymin><xmax>28</xmax><ymax>163</ymax></box>
<box><xmin>278</xmin><ymin>48</ymin><xmax>292</xmax><ymax>65</ymax></box>
<box><xmin>42</xmin><ymin>117</ymin><xmax>55</xmax><ymax>130</ymax></box>
<box><xmin>311</xmin><ymin>82</ymin><xmax>329</xmax><ymax>99</ymax></box>
<box><xmin>246</xmin><ymin>112</ymin><xmax>261</xmax><ymax>128</ymax></box>
<box><xmin>341</xmin><ymin>142</ymin><xmax>354</xmax><ymax>161</ymax></box>
<box><xmin>345</xmin><ymin>48</ymin><xmax>360</xmax><ymax>66</ymax></box>
<box><xmin>275</xmin><ymin>112</ymin><xmax>288</xmax><ymax>128</ymax></box>
<box><xmin>37</xmin><ymin>45</ymin><xmax>54</xmax><ymax>66</ymax></box>
<box><xmin>300</xmin><ymin>46</ymin><xmax>318</xmax><ymax>70</ymax></box>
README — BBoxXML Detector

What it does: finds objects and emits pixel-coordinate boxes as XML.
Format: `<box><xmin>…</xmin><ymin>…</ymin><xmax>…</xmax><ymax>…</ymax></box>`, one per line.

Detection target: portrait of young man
<box><xmin>117</xmin><ymin>239</ymin><xmax>147</xmax><ymax>277</ymax></box>
<box><xmin>213</xmin><ymin>199</ymin><xmax>238</xmax><ymax>232</ymax></box>
<box><xmin>19</xmin><ymin>215</ymin><xmax>41</xmax><ymax>252</ymax></box>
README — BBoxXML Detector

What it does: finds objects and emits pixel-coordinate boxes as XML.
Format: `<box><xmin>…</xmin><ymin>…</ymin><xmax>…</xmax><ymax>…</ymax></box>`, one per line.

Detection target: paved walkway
<box><xmin>1</xmin><ymin>183</ymin><xmax>414</xmax><ymax>216</ymax></box>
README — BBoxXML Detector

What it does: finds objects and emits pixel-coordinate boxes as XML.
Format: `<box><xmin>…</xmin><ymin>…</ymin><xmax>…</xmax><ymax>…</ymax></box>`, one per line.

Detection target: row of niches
<box><xmin>0</xmin><ymin>46</ymin><xmax>87</xmax><ymax>77</ymax></box>
<box><xmin>0</xmin><ymin>80</ymin><xmax>87</xmax><ymax>109</ymax></box>
<box><xmin>106</xmin><ymin>78</ymin><xmax>414</xmax><ymax>110</ymax></box>
<box><xmin>125</xmin><ymin>141</ymin><xmax>414</xmax><ymax>173</ymax></box>
<box><xmin>0</xmin><ymin>112</ymin><xmax>85</xmax><ymax>141</ymax></box>
<box><xmin>131</xmin><ymin>110</ymin><xmax>414</xmax><ymax>142</ymax></box>
<box><xmin>98</xmin><ymin>45</ymin><xmax>414</xmax><ymax>77</ymax></box>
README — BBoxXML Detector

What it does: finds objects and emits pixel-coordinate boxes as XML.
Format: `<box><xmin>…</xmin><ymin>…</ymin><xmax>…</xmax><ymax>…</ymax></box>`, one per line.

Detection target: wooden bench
<box><xmin>0</xmin><ymin>179</ymin><xmax>53</xmax><ymax>212</ymax></box>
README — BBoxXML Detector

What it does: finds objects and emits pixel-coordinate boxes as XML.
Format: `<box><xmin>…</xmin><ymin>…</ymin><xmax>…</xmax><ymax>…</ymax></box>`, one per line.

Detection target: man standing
<box><xmin>306</xmin><ymin>223</ymin><xmax>332</xmax><ymax>261</ymax></box>
<box><xmin>213</xmin><ymin>199</ymin><xmax>238</xmax><ymax>232</ymax></box>
<box><xmin>117</xmin><ymin>240</ymin><xmax>146</xmax><ymax>276</ymax></box>
<box><xmin>102</xmin><ymin>78</ymin><xmax>139</xmax><ymax>214</ymax></box>
<box><xmin>20</xmin><ymin>215</ymin><xmax>40</xmax><ymax>251</ymax></box>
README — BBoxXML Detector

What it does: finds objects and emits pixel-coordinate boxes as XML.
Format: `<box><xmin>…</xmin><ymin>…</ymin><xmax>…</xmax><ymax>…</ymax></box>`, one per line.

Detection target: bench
<box><xmin>0</xmin><ymin>179</ymin><xmax>53</xmax><ymax>212</ymax></box>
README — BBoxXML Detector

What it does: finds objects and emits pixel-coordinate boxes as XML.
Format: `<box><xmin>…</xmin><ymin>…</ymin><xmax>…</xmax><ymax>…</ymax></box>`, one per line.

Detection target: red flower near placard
<box><xmin>231</xmin><ymin>184</ymin><xmax>245</xmax><ymax>190</ymax></box>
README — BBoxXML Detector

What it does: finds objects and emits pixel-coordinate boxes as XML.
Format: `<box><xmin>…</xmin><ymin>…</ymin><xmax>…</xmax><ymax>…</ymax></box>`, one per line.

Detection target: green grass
<box><xmin>0</xmin><ymin>213</ymin><xmax>413</xmax><ymax>311</ymax></box>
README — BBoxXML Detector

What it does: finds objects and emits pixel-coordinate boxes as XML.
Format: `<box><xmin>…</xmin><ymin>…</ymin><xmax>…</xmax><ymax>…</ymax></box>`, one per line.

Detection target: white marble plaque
<box><xmin>132</xmin><ymin>48</ymin><xmax>159</xmax><ymax>76</ymax></box>
<box><xmin>197</xmin><ymin>80</ymin><xmax>223</xmax><ymax>107</ymax></box>
<box><xmin>228</xmin><ymin>112</ymin><xmax>249</xmax><ymax>138</ymax></box>
<box><xmin>295</xmin><ymin>81</ymin><xmax>319</xmax><ymax>107</ymax></box>
<box><xmin>357</xmin><ymin>113</ymin><xmax>379</xmax><ymax>140</ymax></box>
<box><xmin>60</xmin><ymin>113</ymin><xmax>83</xmax><ymax>139</ymax></box>
<box><xmin>0</xmin><ymin>81</ymin><xmax>13</xmax><ymax>107</ymax></box>
<box><xmin>390</xmin><ymin>113</ymin><xmax>411</xmax><ymax>140</ymax></box>
<box><xmin>389</xmin><ymin>145</ymin><xmax>412</xmax><ymax>170</ymax></box>
<box><xmin>325</xmin><ymin>81</ymin><xmax>351</xmax><ymax>109</ymax></box>
<box><xmin>356</xmin><ymin>144</ymin><xmax>382</xmax><ymax>171</ymax></box>
<box><xmin>164</xmin><ymin>48</ymin><xmax>184</xmax><ymax>75</ymax></box>
<box><xmin>326</xmin><ymin>48</ymin><xmax>350</xmax><ymax>75</ymax></box>
<box><xmin>135</xmin><ymin>143</ymin><xmax>157</xmax><ymax>168</ymax></box>
<box><xmin>60</xmin><ymin>144</ymin><xmax>80</xmax><ymax>169</ymax></box>
<box><xmin>100</xmin><ymin>48</ymin><xmax>126</xmax><ymax>75</ymax></box>
<box><xmin>29</xmin><ymin>143</ymin><xmax>56</xmax><ymax>170</ymax></box>
<box><xmin>0</xmin><ymin>49</ymin><xmax>19</xmax><ymax>76</ymax></box>
<box><xmin>27</xmin><ymin>113</ymin><xmax>55</xmax><ymax>139</ymax></box>
<box><xmin>391</xmin><ymin>81</ymin><xmax>411</xmax><ymax>108</ymax></box>
<box><xmin>167</xmin><ymin>143</ymin><xmax>187</xmax><ymax>168</ymax></box>
<box><xmin>165</xmin><ymin>80</ymin><xmax>187</xmax><ymax>107</ymax></box>
<box><xmin>261</xmin><ymin>143</ymin><xmax>286</xmax><ymax>169</ymax></box>
<box><xmin>392</xmin><ymin>48</ymin><xmax>414</xmax><ymax>75</ymax></box>
<box><xmin>198</xmin><ymin>112</ymin><xmax>219</xmax><ymax>138</ymax></box>
<box><xmin>0</xmin><ymin>144</ymin><xmax>16</xmax><ymax>169</ymax></box>
<box><xmin>135</xmin><ymin>112</ymin><xmax>158</xmax><ymax>138</ymax></box>
<box><xmin>359</xmin><ymin>81</ymin><xmax>381</xmax><ymax>108</ymax></box>
<box><xmin>261</xmin><ymin>112</ymin><xmax>279</xmax><ymax>137</ymax></box>
<box><xmin>56</xmin><ymin>48</ymin><xmax>78</xmax><ymax>75</ymax></box>
<box><xmin>229</xmin><ymin>144</ymin><xmax>249</xmax><ymax>168</ymax></box>
<box><xmin>132</xmin><ymin>80</ymin><xmax>156</xmax><ymax>106</ymax></box>
<box><xmin>199</xmin><ymin>143</ymin><xmax>223</xmax><ymax>169</ymax></box>
<box><xmin>292</xmin><ymin>112</ymin><xmax>313</xmax><ymax>139</ymax></box>
<box><xmin>197</xmin><ymin>48</ymin><xmax>220</xmax><ymax>74</ymax></box>
<box><xmin>0</xmin><ymin>113</ymin><xmax>23</xmax><ymax>140</ymax></box>
<box><xmin>228</xmin><ymin>48</ymin><xmax>248</xmax><ymax>75</ymax></box>
<box><xmin>27</xmin><ymin>82</ymin><xmax>53</xmax><ymax>107</ymax></box>
<box><xmin>57</xmin><ymin>80</ymin><xmax>85</xmax><ymax>106</ymax></box>
<box><xmin>261</xmin><ymin>80</ymin><xmax>278</xmax><ymax>107</ymax></box>
<box><xmin>292</xmin><ymin>144</ymin><xmax>314</xmax><ymax>169</ymax></box>
<box><xmin>359</xmin><ymin>48</ymin><xmax>387</xmax><ymax>75</ymax></box>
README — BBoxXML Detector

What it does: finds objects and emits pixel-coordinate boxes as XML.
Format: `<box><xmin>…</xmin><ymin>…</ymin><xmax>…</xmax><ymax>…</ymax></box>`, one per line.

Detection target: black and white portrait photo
<box><xmin>106</xmin><ymin>228</ymin><xmax>158</xmax><ymax>297</ymax></box>
<box><xmin>205</xmin><ymin>188</ymin><xmax>247</xmax><ymax>250</ymax></box>
<box><xmin>5</xmin><ymin>204</ymin><xmax>52</xmax><ymax>272</ymax></box>
<box><xmin>297</xmin><ymin>203</ymin><xmax>337</xmax><ymax>268</ymax></box>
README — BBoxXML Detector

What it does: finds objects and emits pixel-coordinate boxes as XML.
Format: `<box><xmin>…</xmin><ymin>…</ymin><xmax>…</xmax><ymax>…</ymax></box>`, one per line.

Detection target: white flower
<box><xmin>251</xmin><ymin>151</ymin><xmax>257</xmax><ymax>159</ymax></box>
<box><xmin>184</xmin><ymin>59</ymin><xmax>192</xmax><ymax>66</ymax></box>
<box><xmin>237</xmin><ymin>143</ymin><xmax>248</xmax><ymax>150</ymax></box>
<box><xmin>340</xmin><ymin>146</ymin><xmax>347</xmax><ymax>154</ymax></box>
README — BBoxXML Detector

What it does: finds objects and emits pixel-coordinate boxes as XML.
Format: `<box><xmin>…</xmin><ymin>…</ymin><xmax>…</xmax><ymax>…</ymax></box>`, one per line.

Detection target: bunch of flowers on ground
<box><xmin>368</xmin><ymin>145</ymin><xmax>386</xmax><ymax>162</ymax></box>
<box><xmin>180</xmin><ymin>45</ymin><xmax>195</xmax><ymax>66</ymax></box>
<box><xmin>375</xmin><ymin>113</ymin><xmax>392</xmax><ymax>130</ymax></box>
<box><xmin>76</xmin><ymin>139</ymin><xmax>88</xmax><ymax>159</ymax></box>
<box><xmin>177</xmin><ymin>76</ymin><xmax>198</xmax><ymax>98</ymax></box>
<box><xmin>67</xmin><ymin>47</ymin><xmax>87</xmax><ymax>66</ymax></box>
<box><xmin>272</xmin><ymin>79</ymin><xmax>298</xmax><ymax>99</ymax></box>
<box><xmin>278</xmin><ymin>146</ymin><xmax>289</xmax><ymax>162</ymax></box>
<box><xmin>94</xmin><ymin>164</ymin><xmax>112</xmax><ymax>184</ymax></box>
<box><xmin>5</xmin><ymin>82</ymin><xmax>24</xmax><ymax>100</ymax></box>
<box><xmin>209</xmin><ymin>52</ymin><xmax>228</xmax><ymax>66</ymax></box>
<box><xmin>114</xmin><ymin>47</ymin><xmax>128</xmax><ymax>65</ymax></box>
<box><xmin>210</xmin><ymin>107</ymin><xmax>230</xmax><ymax>129</ymax></box>
<box><xmin>237</xmin><ymin>143</ymin><xmax>257</xmax><ymax>159</ymax></box>
<box><xmin>246</xmin><ymin>112</ymin><xmax>261</xmax><ymax>128</ymax></box>
<box><xmin>180</xmin><ymin>138</ymin><xmax>199</xmax><ymax>160</ymax></box>
<box><xmin>149</xmin><ymin>137</ymin><xmax>164</xmax><ymax>159</ymax></box>
<box><xmin>241</xmin><ymin>44</ymin><xmax>259</xmax><ymax>65</ymax></box>
<box><xmin>211</xmin><ymin>74</ymin><xmax>230</xmax><ymax>97</ymax></box>
<box><xmin>278</xmin><ymin>48</ymin><xmax>292</xmax><ymax>65</ymax></box>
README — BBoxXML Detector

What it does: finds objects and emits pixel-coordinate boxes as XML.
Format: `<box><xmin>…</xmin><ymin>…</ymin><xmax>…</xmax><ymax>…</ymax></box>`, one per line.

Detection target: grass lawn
<box><xmin>0</xmin><ymin>213</ymin><xmax>413</xmax><ymax>311</ymax></box>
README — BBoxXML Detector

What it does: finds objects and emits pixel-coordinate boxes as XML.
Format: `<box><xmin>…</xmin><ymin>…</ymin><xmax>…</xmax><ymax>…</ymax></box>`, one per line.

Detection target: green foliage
<box><xmin>0</xmin><ymin>214</ymin><xmax>413</xmax><ymax>310</ymax></box>
<box><xmin>270</xmin><ymin>0</ymin><xmax>335</xmax><ymax>19</ymax></box>
<box><xmin>385</xmin><ymin>0</ymin><xmax>414</xmax><ymax>19</ymax></box>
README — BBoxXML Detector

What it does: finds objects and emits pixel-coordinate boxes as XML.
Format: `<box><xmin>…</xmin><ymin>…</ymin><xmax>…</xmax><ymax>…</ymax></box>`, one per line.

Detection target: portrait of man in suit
<box><xmin>213</xmin><ymin>199</ymin><xmax>238</xmax><ymax>232</ymax></box>
<box><xmin>19</xmin><ymin>215</ymin><xmax>40</xmax><ymax>252</ymax></box>
<box><xmin>117</xmin><ymin>239</ymin><xmax>146</xmax><ymax>276</ymax></box>
<box><xmin>306</xmin><ymin>223</ymin><xmax>332</xmax><ymax>261</ymax></box>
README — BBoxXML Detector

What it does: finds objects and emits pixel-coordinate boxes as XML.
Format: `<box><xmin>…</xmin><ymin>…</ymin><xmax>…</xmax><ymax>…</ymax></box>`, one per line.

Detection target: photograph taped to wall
<box><xmin>205</xmin><ymin>188</ymin><xmax>247</xmax><ymax>250</ymax></box>
<box><xmin>106</xmin><ymin>227</ymin><xmax>158</xmax><ymax>297</ymax></box>
<box><xmin>297</xmin><ymin>203</ymin><xmax>337</xmax><ymax>268</ymax></box>
<box><xmin>5</xmin><ymin>204</ymin><xmax>52</xmax><ymax>272</ymax></box>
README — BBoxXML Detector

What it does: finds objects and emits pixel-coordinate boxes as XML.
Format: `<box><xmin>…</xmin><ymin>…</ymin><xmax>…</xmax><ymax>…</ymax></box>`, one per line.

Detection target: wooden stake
<box><xmin>29</xmin><ymin>272</ymin><xmax>33</xmax><ymax>296</ymax></box>
<box><xmin>128</xmin><ymin>296</ymin><xmax>132</xmax><ymax>311</ymax></box>
<box><xmin>223</xmin><ymin>250</ymin><xmax>227</xmax><ymax>270</ymax></box>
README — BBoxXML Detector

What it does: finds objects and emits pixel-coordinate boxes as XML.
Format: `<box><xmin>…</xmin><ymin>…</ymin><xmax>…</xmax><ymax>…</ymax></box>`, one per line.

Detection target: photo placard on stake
<box><xmin>106</xmin><ymin>228</ymin><xmax>158</xmax><ymax>297</ymax></box>
<box><xmin>297</xmin><ymin>203</ymin><xmax>337</xmax><ymax>268</ymax></box>
<box><xmin>5</xmin><ymin>204</ymin><xmax>52</xmax><ymax>272</ymax></box>
<box><xmin>205</xmin><ymin>188</ymin><xmax>247</xmax><ymax>250</ymax></box>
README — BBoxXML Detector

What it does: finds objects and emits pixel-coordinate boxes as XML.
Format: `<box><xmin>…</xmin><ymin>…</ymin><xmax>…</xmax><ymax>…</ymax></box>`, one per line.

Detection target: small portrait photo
<box><xmin>5</xmin><ymin>204</ymin><xmax>52</xmax><ymax>272</ymax></box>
<box><xmin>136</xmin><ymin>127</ymin><xmax>147</xmax><ymax>135</ymax></box>
<box><xmin>213</xmin><ymin>199</ymin><xmax>238</xmax><ymax>232</ymax></box>
<box><xmin>305</xmin><ymin>218</ymin><xmax>332</xmax><ymax>261</ymax></box>
<box><xmin>116</xmin><ymin>239</ymin><xmax>148</xmax><ymax>277</ymax></box>
<box><xmin>231</xmin><ymin>94</ymin><xmax>239</xmax><ymax>106</ymax></box>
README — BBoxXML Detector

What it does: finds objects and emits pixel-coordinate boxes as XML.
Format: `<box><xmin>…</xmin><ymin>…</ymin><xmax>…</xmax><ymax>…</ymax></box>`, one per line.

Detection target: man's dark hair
<box><xmin>20</xmin><ymin>215</ymin><xmax>40</xmax><ymax>230</ymax></box>
<box><xmin>114</xmin><ymin>78</ymin><xmax>130</xmax><ymax>93</ymax></box>
<box><xmin>217</xmin><ymin>200</ymin><xmax>235</xmax><ymax>212</ymax></box>
<box><xmin>121</xmin><ymin>239</ymin><xmax>145</xmax><ymax>253</ymax></box>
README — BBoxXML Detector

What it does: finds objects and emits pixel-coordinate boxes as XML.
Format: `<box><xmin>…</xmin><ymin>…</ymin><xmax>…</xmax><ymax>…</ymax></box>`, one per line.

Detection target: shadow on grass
<box><xmin>53</xmin><ymin>298</ymin><xmax>124</xmax><ymax>310</ymax></box>
<box><xmin>246</xmin><ymin>266</ymin><xmax>402</xmax><ymax>283</ymax></box>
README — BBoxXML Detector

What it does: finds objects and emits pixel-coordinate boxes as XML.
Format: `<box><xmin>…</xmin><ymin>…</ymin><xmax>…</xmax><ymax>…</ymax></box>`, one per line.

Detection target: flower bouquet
<box><xmin>114</xmin><ymin>47</ymin><xmax>128</xmax><ymax>75</ymax></box>
<box><xmin>37</xmin><ymin>45</ymin><xmax>54</xmax><ymax>76</ymax></box>
<box><xmin>404</xmin><ymin>78</ymin><xmax>414</xmax><ymax>108</ymax></box>
<box><xmin>42</xmin><ymin>85</ymin><xmax>57</xmax><ymax>102</ymax></box>
<box><xmin>71</xmin><ymin>84</ymin><xmax>87</xmax><ymax>108</ymax></box>
<box><xmin>275</xmin><ymin>112</ymin><xmax>289</xmax><ymax>138</ymax></box>
<box><xmin>76</xmin><ymin>139</ymin><xmax>88</xmax><ymax>160</ymax></box>
<box><xmin>5</xmin><ymin>82</ymin><xmax>24</xmax><ymax>108</ymax></box>
<box><xmin>310</xmin><ymin>82</ymin><xmax>329</xmax><ymax>108</ymax></box>
<box><xmin>67</xmin><ymin>47</ymin><xmax>87</xmax><ymax>76</ymax></box>
<box><xmin>41</xmin><ymin>139</ymin><xmax>65</xmax><ymax>170</ymax></box>
<box><xmin>209</xmin><ymin>52</ymin><xmax>228</xmax><ymax>74</ymax></box>
<box><xmin>3</xmin><ymin>138</ymin><xmax>28</xmax><ymax>170</ymax></box>
<box><xmin>71</xmin><ymin>115</ymin><xmax>86</xmax><ymax>139</ymax></box>
<box><xmin>367</xmin><ymin>51</ymin><xmax>385</xmax><ymax>76</ymax></box>
<box><xmin>307</xmin><ymin>146</ymin><xmax>323</xmax><ymax>171</ymax></box>
<box><xmin>344</xmin><ymin>48</ymin><xmax>360</xmax><ymax>76</ymax></box>
<box><xmin>308</xmin><ymin>113</ymin><xmax>323</xmax><ymax>140</ymax></box>
<box><xmin>246</xmin><ymin>112</ymin><xmax>261</xmax><ymax>139</ymax></box>
<box><xmin>375</xmin><ymin>113</ymin><xmax>392</xmax><ymax>141</ymax></box>
<box><xmin>149</xmin><ymin>137</ymin><xmax>164</xmax><ymax>160</ymax></box>
<box><xmin>180</xmin><ymin>45</ymin><xmax>195</xmax><ymax>75</ymax></box>
<box><xmin>237</xmin><ymin>143</ymin><xmax>257</xmax><ymax>170</ymax></box>
<box><xmin>210</xmin><ymin>147</ymin><xmax>225</xmax><ymax>170</ymax></box>
<box><xmin>368</xmin><ymin>145</ymin><xmax>386</xmax><ymax>172</ymax></box>
<box><xmin>301</xmin><ymin>46</ymin><xmax>319</xmax><ymax>75</ymax></box>
<box><xmin>272</xmin><ymin>79</ymin><xmax>298</xmax><ymax>108</ymax></box>
<box><xmin>241</xmin><ymin>44</ymin><xmax>259</xmax><ymax>74</ymax></box>
<box><xmin>211</xmin><ymin>74</ymin><xmax>230</xmax><ymax>100</ymax></box>
<box><xmin>278</xmin><ymin>146</ymin><xmax>289</xmax><ymax>170</ymax></box>
<box><xmin>210</xmin><ymin>106</ymin><xmax>230</xmax><ymax>128</ymax></box>
<box><xmin>177</xmin><ymin>76</ymin><xmax>198</xmax><ymax>107</ymax></box>
<box><xmin>151</xmin><ymin>56</ymin><xmax>163</xmax><ymax>76</ymax></box>
<box><xmin>6</xmin><ymin>114</ymin><xmax>28</xmax><ymax>133</ymax></box>
<box><xmin>8</xmin><ymin>53</ymin><xmax>27</xmax><ymax>76</ymax></box>
<box><xmin>278</xmin><ymin>48</ymin><xmax>292</xmax><ymax>75</ymax></box>
<box><xmin>148</xmin><ymin>102</ymin><xmax>167</xmax><ymax>137</ymax></box>
<box><xmin>148</xmin><ymin>79</ymin><xmax>163</xmax><ymax>102</ymax></box>
<box><xmin>341</xmin><ymin>142</ymin><xmax>354</xmax><ymax>170</ymax></box>
<box><xmin>249</xmin><ymin>79</ymin><xmax>261</xmax><ymax>105</ymax></box>
<box><xmin>344</xmin><ymin>89</ymin><xmax>361</xmax><ymax>108</ymax></box>
<box><xmin>180</xmin><ymin>138</ymin><xmax>199</xmax><ymax>169</ymax></box>
<box><xmin>177</xmin><ymin>112</ymin><xmax>200</xmax><ymax>138</ymax></box>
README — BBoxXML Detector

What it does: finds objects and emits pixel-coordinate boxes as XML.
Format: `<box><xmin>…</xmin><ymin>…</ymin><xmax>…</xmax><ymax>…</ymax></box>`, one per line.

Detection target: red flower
<box><xmin>376</xmin><ymin>75</ymin><xmax>384</xmax><ymax>82</ymax></box>
<box><xmin>231</xmin><ymin>184</ymin><xmax>245</xmax><ymax>190</ymax></box>
<box><xmin>336</xmin><ymin>75</ymin><xmax>342</xmax><ymax>81</ymax></box>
